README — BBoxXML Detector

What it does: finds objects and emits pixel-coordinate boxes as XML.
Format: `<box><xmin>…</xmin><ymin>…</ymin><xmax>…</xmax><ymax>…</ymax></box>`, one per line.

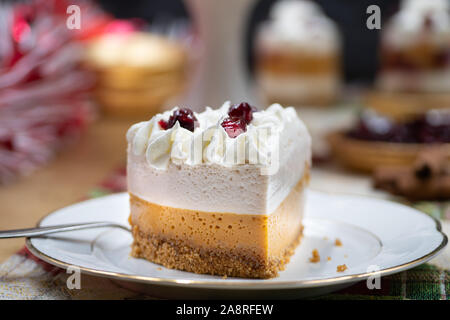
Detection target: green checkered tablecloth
<box><xmin>318</xmin><ymin>264</ymin><xmax>449</xmax><ymax>300</ymax></box>
<box><xmin>0</xmin><ymin>168</ymin><xmax>448</xmax><ymax>300</ymax></box>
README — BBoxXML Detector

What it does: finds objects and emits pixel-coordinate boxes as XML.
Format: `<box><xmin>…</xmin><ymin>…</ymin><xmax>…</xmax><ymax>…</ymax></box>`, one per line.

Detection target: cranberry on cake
<box><xmin>126</xmin><ymin>102</ymin><xmax>311</xmax><ymax>278</ymax></box>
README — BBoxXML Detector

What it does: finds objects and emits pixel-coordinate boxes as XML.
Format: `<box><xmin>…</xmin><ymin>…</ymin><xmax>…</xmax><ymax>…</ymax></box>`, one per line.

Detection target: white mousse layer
<box><xmin>127</xmin><ymin>103</ymin><xmax>311</xmax><ymax>215</ymax></box>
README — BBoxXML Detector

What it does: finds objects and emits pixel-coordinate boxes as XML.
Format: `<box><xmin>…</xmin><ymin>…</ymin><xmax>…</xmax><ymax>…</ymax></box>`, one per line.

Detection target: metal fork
<box><xmin>0</xmin><ymin>222</ymin><xmax>131</xmax><ymax>239</ymax></box>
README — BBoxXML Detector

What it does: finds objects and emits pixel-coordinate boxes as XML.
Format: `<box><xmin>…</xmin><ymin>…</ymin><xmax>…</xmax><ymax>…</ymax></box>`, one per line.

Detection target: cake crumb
<box><xmin>309</xmin><ymin>249</ymin><xmax>320</xmax><ymax>263</ymax></box>
<box><xmin>335</xmin><ymin>238</ymin><xmax>343</xmax><ymax>247</ymax></box>
<box><xmin>327</xmin><ymin>256</ymin><xmax>331</xmax><ymax>261</ymax></box>
<box><xmin>157</xmin><ymin>267</ymin><xmax>162</xmax><ymax>271</ymax></box>
<box><xmin>222</xmin><ymin>275</ymin><xmax>228</xmax><ymax>279</ymax></box>
<box><xmin>337</xmin><ymin>264</ymin><xmax>347</xmax><ymax>272</ymax></box>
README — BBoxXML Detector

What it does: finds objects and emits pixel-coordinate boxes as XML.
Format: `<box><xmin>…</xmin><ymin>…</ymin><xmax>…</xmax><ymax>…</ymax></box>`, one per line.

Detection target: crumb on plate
<box><xmin>335</xmin><ymin>238</ymin><xmax>343</xmax><ymax>247</ymax></box>
<box><xmin>337</xmin><ymin>264</ymin><xmax>347</xmax><ymax>272</ymax></box>
<box><xmin>309</xmin><ymin>249</ymin><xmax>320</xmax><ymax>263</ymax></box>
<box><xmin>327</xmin><ymin>256</ymin><xmax>331</xmax><ymax>261</ymax></box>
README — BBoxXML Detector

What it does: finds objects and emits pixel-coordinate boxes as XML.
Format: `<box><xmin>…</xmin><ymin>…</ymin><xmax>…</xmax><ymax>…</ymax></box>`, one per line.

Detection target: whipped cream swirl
<box><xmin>384</xmin><ymin>0</ymin><xmax>450</xmax><ymax>48</ymax></box>
<box><xmin>127</xmin><ymin>102</ymin><xmax>305</xmax><ymax>171</ymax></box>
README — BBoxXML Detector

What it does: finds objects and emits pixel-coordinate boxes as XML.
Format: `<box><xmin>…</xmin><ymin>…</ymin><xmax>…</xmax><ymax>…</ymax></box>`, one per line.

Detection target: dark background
<box><xmin>97</xmin><ymin>0</ymin><xmax>402</xmax><ymax>84</ymax></box>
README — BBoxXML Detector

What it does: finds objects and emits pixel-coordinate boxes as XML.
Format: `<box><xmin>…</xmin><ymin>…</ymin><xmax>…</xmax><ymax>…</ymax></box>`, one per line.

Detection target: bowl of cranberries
<box><xmin>327</xmin><ymin>109</ymin><xmax>450</xmax><ymax>172</ymax></box>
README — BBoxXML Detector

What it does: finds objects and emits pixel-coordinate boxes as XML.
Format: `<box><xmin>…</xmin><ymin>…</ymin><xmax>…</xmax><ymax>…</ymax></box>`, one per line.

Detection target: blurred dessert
<box><xmin>377</xmin><ymin>0</ymin><xmax>450</xmax><ymax>93</ymax></box>
<box><xmin>127</xmin><ymin>101</ymin><xmax>311</xmax><ymax>278</ymax></box>
<box><xmin>328</xmin><ymin>109</ymin><xmax>450</xmax><ymax>172</ymax></box>
<box><xmin>85</xmin><ymin>32</ymin><xmax>187</xmax><ymax>118</ymax></box>
<box><xmin>348</xmin><ymin>109</ymin><xmax>450</xmax><ymax>144</ymax></box>
<box><xmin>254</xmin><ymin>0</ymin><xmax>342</xmax><ymax>107</ymax></box>
<box><xmin>364</xmin><ymin>90</ymin><xmax>450</xmax><ymax>122</ymax></box>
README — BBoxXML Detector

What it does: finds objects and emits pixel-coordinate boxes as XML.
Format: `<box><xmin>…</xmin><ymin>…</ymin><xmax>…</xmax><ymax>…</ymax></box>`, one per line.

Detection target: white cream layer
<box><xmin>127</xmin><ymin>103</ymin><xmax>311</xmax><ymax>215</ymax></box>
<box><xmin>127</xmin><ymin>102</ymin><xmax>306</xmax><ymax>171</ymax></box>
<box><xmin>383</xmin><ymin>0</ymin><xmax>450</xmax><ymax>48</ymax></box>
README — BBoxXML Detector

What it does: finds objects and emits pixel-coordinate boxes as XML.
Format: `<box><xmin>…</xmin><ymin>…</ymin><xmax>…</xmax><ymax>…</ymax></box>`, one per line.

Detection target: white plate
<box><xmin>27</xmin><ymin>190</ymin><xmax>447</xmax><ymax>299</ymax></box>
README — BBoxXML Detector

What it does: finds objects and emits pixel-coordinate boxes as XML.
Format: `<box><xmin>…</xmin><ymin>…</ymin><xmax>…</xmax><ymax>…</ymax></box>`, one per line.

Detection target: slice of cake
<box><xmin>377</xmin><ymin>0</ymin><xmax>450</xmax><ymax>93</ymax></box>
<box><xmin>254</xmin><ymin>0</ymin><xmax>341</xmax><ymax>107</ymax></box>
<box><xmin>127</xmin><ymin>102</ymin><xmax>311</xmax><ymax>278</ymax></box>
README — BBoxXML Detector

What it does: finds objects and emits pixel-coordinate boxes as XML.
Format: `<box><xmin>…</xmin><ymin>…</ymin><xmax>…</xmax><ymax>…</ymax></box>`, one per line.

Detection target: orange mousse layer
<box><xmin>129</xmin><ymin>171</ymin><xmax>309</xmax><ymax>278</ymax></box>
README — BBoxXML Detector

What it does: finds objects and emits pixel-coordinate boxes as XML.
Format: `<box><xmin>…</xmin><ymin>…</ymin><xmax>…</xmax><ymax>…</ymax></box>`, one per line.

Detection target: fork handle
<box><xmin>0</xmin><ymin>222</ymin><xmax>130</xmax><ymax>239</ymax></box>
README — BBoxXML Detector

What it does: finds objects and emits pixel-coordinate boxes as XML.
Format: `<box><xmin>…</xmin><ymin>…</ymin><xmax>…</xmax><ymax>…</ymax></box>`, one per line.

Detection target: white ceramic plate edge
<box><xmin>26</xmin><ymin>192</ymin><xmax>448</xmax><ymax>290</ymax></box>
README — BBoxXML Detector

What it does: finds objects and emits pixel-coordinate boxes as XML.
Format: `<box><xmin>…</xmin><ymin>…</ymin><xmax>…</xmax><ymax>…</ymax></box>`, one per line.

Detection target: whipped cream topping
<box><xmin>127</xmin><ymin>103</ymin><xmax>311</xmax><ymax>214</ymax></box>
<box><xmin>402</xmin><ymin>0</ymin><xmax>449</xmax><ymax>13</ymax></box>
<box><xmin>127</xmin><ymin>102</ymin><xmax>307</xmax><ymax>173</ymax></box>
<box><xmin>257</xmin><ymin>0</ymin><xmax>340</xmax><ymax>53</ymax></box>
<box><xmin>384</xmin><ymin>0</ymin><xmax>450</xmax><ymax>48</ymax></box>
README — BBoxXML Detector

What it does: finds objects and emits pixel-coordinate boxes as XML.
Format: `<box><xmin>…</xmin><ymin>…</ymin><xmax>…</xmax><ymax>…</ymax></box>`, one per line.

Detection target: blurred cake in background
<box><xmin>377</xmin><ymin>0</ymin><xmax>450</xmax><ymax>93</ymax></box>
<box><xmin>85</xmin><ymin>32</ymin><xmax>187</xmax><ymax>118</ymax></box>
<box><xmin>254</xmin><ymin>0</ymin><xmax>342</xmax><ymax>107</ymax></box>
<box><xmin>372</xmin><ymin>0</ymin><xmax>450</xmax><ymax>199</ymax></box>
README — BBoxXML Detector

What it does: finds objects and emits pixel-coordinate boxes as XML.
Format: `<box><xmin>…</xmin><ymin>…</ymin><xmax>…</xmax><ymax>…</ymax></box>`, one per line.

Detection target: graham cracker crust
<box><xmin>130</xmin><ymin>224</ymin><xmax>303</xmax><ymax>279</ymax></box>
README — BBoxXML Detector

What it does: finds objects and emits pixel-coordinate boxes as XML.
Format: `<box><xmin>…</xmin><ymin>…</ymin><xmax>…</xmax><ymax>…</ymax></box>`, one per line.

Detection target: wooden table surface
<box><xmin>0</xmin><ymin>118</ymin><xmax>134</xmax><ymax>263</ymax></box>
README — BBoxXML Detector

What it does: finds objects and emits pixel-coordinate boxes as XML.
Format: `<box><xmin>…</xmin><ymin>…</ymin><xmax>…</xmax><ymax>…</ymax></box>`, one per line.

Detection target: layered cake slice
<box><xmin>377</xmin><ymin>0</ymin><xmax>450</xmax><ymax>93</ymax></box>
<box><xmin>127</xmin><ymin>102</ymin><xmax>311</xmax><ymax>278</ymax></box>
<box><xmin>254</xmin><ymin>0</ymin><xmax>341</xmax><ymax>106</ymax></box>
